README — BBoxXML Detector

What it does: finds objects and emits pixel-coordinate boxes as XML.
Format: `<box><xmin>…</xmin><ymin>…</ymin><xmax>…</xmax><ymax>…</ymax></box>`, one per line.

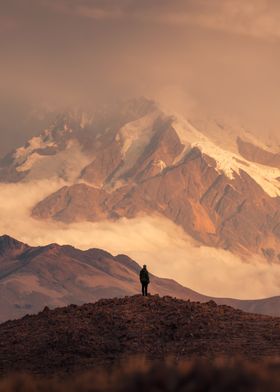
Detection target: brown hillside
<box><xmin>1</xmin><ymin>295</ymin><xmax>280</xmax><ymax>376</ymax></box>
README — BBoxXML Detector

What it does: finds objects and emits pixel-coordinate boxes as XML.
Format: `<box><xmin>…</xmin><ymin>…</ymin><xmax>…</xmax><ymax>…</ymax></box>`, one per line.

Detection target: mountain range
<box><xmin>1</xmin><ymin>98</ymin><xmax>280</xmax><ymax>261</ymax></box>
<box><xmin>1</xmin><ymin>234</ymin><xmax>280</xmax><ymax>323</ymax></box>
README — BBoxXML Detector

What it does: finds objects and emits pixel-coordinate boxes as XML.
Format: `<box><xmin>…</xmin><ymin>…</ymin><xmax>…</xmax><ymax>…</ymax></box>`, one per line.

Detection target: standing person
<box><xmin>139</xmin><ymin>265</ymin><xmax>150</xmax><ymax>296</ymax></box>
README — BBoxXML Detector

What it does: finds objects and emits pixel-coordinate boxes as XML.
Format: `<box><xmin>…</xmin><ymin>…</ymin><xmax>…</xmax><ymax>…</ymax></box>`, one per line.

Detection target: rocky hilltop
<box><xmin>1</xmin><ymin>98</ymin><xmax>280</xmax><ymax>261</ymax></box>
<box><xmin>1</xmin><ymin>295</ymin><xmax>280</xmax><ymax>376</ymax></box>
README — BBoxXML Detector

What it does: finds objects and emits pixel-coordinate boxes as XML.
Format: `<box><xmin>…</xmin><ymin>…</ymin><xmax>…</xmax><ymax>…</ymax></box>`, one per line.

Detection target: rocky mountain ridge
<box><xmin>1</xmin><ymin>235</ymin><xmax>280</xmax><ymax>323</ymax></box>
<box><xmin>1</xmin><ymin>98</ymin><xmax>280</xmax><ymax>260</ymax></box>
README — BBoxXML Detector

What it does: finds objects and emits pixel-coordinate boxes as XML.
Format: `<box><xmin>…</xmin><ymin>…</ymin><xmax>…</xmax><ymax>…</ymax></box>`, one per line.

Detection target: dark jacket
<box><xmin>139</xmin><ymin>268</ymin><xmax>150</xmax><ymax>284</ymax></box>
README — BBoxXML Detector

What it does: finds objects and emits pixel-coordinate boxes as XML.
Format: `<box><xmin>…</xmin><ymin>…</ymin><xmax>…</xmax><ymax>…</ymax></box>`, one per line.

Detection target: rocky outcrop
<box><xmin>80</xmin><ymin>143</ymin><xmax>123</xmax><ymax>186</ymax></box>
<box><xmin>237</xmin><ymin>137</ymin><xmax>280</xmax><ymax>168</ymax></box>
<box><xmin>0</xmin><ymin>235</ymin><xmax>29</xmax><ymax>260</ymax></box>
<box><xmin>33</xmin><ymin>184</ymin><xmax>110</xmax><ymax>223</ymax></box>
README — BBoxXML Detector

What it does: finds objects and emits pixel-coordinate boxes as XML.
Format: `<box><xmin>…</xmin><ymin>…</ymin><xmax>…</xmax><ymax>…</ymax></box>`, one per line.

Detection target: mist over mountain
<box><xmin>2</xmin><ymin>2</ymin><xmax>280</xmax><ymax>389</ymax></box>
<box><xmin>3</xmin><ymin>234</ymin><xmax>280</xmax><ymax>323</ymax></box>
<box><xmin>1</xmin><ymin>98</ymin><xmax>280</xmax><ymax>301</ymax></box>
<box><xmin>2</xmin><ymin>1</ymin><xmax>280</xmax><ymax>156</ymax></box>
<box><xmin>2</xmin><ymin>98</ymin><xmax>280</xmax><ymax>259</ymax></box>
<box><xmin>2</xmin><ymin>0</ymin><xmax>280</xmax><ymax>304</ymax></box>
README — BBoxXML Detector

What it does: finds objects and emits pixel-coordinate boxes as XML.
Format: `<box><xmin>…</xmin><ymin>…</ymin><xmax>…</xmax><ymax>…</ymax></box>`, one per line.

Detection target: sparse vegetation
<box><xmin>1</xmin><ymin>358</ymin><xmax>280</xmax><ymax>391</ymax></box>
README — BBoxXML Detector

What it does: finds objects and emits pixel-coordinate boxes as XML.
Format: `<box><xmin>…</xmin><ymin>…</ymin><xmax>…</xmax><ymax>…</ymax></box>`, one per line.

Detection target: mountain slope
<box><xmin>0</xmin><ymin>234</ymin><xmax>208</xmax><ymax>322</ymax></box>
<box><xmin>2</xmin><ymin>235</ymin><xmax>280</xmax><ymax>322</ymax></box>
<box><xmin>0</xmin><ymin>98</ymin><xmax>158</xmax><ymax>183</ymax></box>
<box><xmin>1</xmin><ymin>98</ymin><xmax>280</xmax><ymax>261</ymax></box>
<box><xmin>1</xmin><ymin>295</ymin><xmax>280</xmax><ymax>375</ymax></box>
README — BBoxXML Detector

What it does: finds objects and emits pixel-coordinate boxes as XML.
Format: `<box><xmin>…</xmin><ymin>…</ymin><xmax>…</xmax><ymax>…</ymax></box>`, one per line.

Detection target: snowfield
<box><xmin>173</xmin><ymin>116</ymin><xmax>280</xmax><ymax>197</ymax></box>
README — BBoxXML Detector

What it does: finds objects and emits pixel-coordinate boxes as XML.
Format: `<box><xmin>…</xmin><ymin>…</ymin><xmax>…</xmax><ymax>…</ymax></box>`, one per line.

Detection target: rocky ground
<box><xmin>1</xmin><ymin>295</ymin><xmax>280</xmax><ymax>376</ymax></box>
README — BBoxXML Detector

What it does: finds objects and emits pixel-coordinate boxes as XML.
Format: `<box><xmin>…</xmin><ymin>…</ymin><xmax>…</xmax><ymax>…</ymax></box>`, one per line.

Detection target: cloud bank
<box><xmin>1</xmin><ymin>180</ymin><xmax>280</xmax><ymax>300</ymax></box>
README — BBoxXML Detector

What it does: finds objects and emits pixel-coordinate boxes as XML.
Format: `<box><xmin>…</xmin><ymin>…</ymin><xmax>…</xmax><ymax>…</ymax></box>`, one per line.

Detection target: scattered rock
<box><xmin>1</xmin><ymin>295</ymin><xmax>280</xmax><ymax>375</ymax></box>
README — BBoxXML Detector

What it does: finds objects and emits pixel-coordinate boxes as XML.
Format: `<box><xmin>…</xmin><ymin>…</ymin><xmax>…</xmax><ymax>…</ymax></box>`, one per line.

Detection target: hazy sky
<box><xmin>1</xmin><ymin>0</ymin><xmax>280</xmax><ymax>155</ymax></box>
<box><xmin>1</xmin><ymin>1</ymin><xmax>280</xmax><ymax>300</ymax></box>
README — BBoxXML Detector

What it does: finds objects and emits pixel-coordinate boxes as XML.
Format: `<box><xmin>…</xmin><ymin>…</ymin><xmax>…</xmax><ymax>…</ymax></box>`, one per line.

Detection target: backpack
<box><xmin>140</xmin><ymin>268</ymin><xmax>149</xmax><ymax>283</ymax></box>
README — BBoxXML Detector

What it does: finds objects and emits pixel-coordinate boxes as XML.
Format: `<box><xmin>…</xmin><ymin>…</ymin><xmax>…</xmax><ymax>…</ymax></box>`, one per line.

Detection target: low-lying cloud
<box><xmin>43</xmin><ymin>0</ymin><xmax>280</xmax><ymax>40</ymax></box>
<box><xmin>1</xmin><ymin>1</ymin><xmax>280</xmax><ymax>299</ymax></box>
<box><xmin>1</xmin><ymin>180</ymin><xmax>280</xmax><ymax>300</ymax></box>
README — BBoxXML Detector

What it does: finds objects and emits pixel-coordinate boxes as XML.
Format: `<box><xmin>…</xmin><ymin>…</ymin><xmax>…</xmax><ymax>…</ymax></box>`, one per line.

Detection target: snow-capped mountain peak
<box><xmin>1</xmin><ymin>97</ymin><xmax>280</xmax><ymax>262</ymax></box>
<box><xmin>172</xmin><ymin>115</ymin><xmax>280</xmax><ymax>197</ymax></box>
<box><xmin>1</xmin><ymin>98</ymin><xmax>280</xmax><ymax>195</ymax></box>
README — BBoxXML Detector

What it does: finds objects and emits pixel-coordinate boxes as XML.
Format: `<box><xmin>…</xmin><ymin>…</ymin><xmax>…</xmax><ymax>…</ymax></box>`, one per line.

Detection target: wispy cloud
<box><xmin>181</xmin><ymin>0</ymin><xmax>280</xmax><ymax>40</ymax></box>
<box><xmin>42</xmin><ymin>0</ymin><xmax>280</xmax><ymax>40</ymax></box>
<box><xmin>1</xmin><ymin>0</ymin><xmax>280</xmax><ymax>152</ymax></box>
<box><xmin>41</xmin><ymin>0</ymin><xmax>126</xmax><ymax>21</ymax></box>
<box><xmin>76</xmin><ymin>4</ymin><xmax>124</xmax><ymax>20</ymax></box>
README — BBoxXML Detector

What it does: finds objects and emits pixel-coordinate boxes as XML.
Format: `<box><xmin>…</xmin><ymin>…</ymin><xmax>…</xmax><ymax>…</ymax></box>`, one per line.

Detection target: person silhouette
<box><xmin>139</xmin><ymin>264</ymin><xmax>150</xmax><ymax>296</ymax></box>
